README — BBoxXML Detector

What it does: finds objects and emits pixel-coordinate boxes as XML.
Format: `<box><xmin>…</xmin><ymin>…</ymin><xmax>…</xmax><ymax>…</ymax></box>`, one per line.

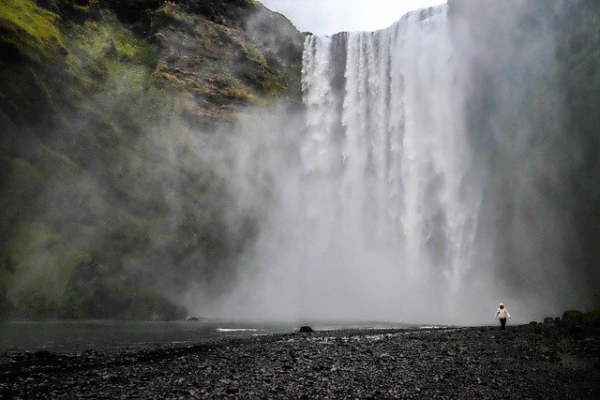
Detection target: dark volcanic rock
<box><xmin>1</xmin><ymin>324</ymin><xmax>599</xmax><ymax>399</ymax></box>
<box><xmin>563</xmin><ymin>310</ymin><xmax>584</xmax><ymax>325</ymax></box>
<box><xmin>148</xmin><ymin>0</ymin><xmax>305</xmax><ymax>127</ymax></box>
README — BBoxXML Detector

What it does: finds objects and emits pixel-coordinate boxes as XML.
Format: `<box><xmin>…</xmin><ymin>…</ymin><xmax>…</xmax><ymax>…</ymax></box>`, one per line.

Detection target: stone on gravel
<box><xmin>1</xmin><ymin>325</ymin><xmax>599</xmax><ymax>399</ymax></box>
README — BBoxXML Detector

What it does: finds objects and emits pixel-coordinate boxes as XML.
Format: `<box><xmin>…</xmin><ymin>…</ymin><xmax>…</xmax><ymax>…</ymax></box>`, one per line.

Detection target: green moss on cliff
<box><xmin>63</xmin><ymin>11</ymin><xmax>158</xmax><ymax>91</ymax></box>
<box><xmin>262</xmin><ymin>71</ymin><xmax>287</xmax><ymax>96</ymax></box>
<box><xmin>153</xmin><ymin>1</ymin><xmax>189</xmax><ymax>24</ymax></box>
<box><xmin>0</xmin><ymin>0</ymin><xmax>304</xmax><ymax>319</ymax></box>
<box><xmin>243</xmin><ymin>43</ymin><xmax>267</xmax><ymax>68</ymax></box>
<box><xmin>220</xmin><ymin>86</ymin><xmax>263</xmax><ymax>104</ymax></box>
<box><xmin>5</xmin><ymin>221</ymin><xmax>91</xmax><ymax>314</ymax></box>
<box><xmin>0</xmin><ymin>0</ymin><xmax>65</xmax><ymax>63</ymax></box>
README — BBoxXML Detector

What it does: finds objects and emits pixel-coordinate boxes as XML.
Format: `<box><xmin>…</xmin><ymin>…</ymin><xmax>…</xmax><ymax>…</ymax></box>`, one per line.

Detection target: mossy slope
<box><xmin>0</xmin><ymin>0</ymin><xmax>304</xmax><ymax>319</ymax></box>
<box><xmin>0</xmin><ymin>0</ymin><xmax>65</xmax><ymax>63</ymax></box>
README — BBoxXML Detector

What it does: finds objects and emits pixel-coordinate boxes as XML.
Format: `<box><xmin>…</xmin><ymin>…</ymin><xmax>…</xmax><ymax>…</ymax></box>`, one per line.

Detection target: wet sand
<box><xmin>1</xmin><ymin>323</ymin><xmax>599</xmax><ymax>399</ymax></box>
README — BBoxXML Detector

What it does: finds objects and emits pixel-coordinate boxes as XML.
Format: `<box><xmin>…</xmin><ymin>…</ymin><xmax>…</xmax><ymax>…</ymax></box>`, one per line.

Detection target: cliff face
<box><xmin>1</xmin><ymin>0</ymin><xmax>305</xmax><ymax>126</ymax></box>
<box><xmin>0</xmin><ymin>0</ymin><xmax>305</xmax><ymax>319</ymax></box>
<box><xmin>150</xmin><ymin>0</ymin><xmax>304</xmax><ymax>126</ymax></box>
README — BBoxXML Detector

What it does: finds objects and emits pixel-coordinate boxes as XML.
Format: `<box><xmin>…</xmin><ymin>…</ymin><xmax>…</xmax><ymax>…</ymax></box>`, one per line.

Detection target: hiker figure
<box><xmin>495</xmin><ymin>303</ymin><xmax>511</xmax><ymax>330</ymax></box>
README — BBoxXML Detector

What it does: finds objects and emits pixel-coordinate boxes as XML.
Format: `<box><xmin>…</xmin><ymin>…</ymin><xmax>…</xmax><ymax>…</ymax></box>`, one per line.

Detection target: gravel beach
<box><xmin>1</xmin><ymin>323</ymin><xmax>599</xmax><ymax>399</ymax></box>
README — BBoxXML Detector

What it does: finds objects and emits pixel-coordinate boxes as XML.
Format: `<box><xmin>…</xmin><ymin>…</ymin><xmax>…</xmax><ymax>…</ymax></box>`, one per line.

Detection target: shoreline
<box><xmin>0</xmin><ymin>319</ymin><xmax>445</xmax><ymax>354</ymax></box>
<box><xmin>1</xmin><ymin>324</ymin><xmax>599</xmax><ymax>398</ymax></box>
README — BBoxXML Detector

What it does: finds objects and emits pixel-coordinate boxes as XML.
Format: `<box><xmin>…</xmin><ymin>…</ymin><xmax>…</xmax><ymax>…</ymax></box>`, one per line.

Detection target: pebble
<box><xmin>0</xmin><ymin>325</ymin><xmax>599</xmax><ymax>398</ymax></box>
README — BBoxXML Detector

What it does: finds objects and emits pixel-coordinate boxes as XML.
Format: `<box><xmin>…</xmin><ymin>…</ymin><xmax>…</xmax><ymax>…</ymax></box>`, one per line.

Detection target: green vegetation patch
<box><xmin>0</xmin><ymin>0</ymin><xmax>65</xmax><ymax>62</ymax></box>
<box><xmin>153</xmin><ymin>1</ymin><xmax>188</xmax><ymax>24</ymax></box>
<box><xmin>220</xmin><ymin>86</ymin><xmax>264</xmax><ymax>105</ymax></box>
<box><xmin>5</xmin><ymin>221</ymin><xmax>91</xmax><ymax>314</ymax></box>
<box><xmin>63</xmin><ymin>11</ymin><xmax>158</xmax><ymax>91</ymax></box>
<box><xmin>262</xmin><ymin>71</ymin><xmax>288</xmax><ymax>97</ymax></box>
<box><xmin>243</xmin><ymin>43</ymin><xmax>267</xmax><ymax>69</ymax></box>
<box><xmin>0</xmin><ymin>0</ymin><xmax>288</xmax><ymax>319</ymax></box>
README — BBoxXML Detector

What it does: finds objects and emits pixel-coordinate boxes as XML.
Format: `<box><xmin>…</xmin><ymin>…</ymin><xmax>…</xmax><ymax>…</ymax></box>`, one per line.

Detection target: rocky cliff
<box><xmin>0</xmin><ymin>0</ymin><xmax>305</xmax><ymax>319</ymax></box>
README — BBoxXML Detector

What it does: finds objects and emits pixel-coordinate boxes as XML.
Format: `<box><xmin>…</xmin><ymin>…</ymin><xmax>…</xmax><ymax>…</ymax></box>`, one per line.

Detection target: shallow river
<box><xmin>0</xmin><ymin>320</ymin><xmax>295</xmax><ymax>353</ymax></box>
<box><xmin>0</xmin><ymin>320</ymin><xmax>414</xmax><ymax>353</ymax></box>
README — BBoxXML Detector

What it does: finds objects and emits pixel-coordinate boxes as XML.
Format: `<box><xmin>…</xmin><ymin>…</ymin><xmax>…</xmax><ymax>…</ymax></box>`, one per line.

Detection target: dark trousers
<box><xmin>500</xmin><ymin>318</ymin><xmax>507</xmax><ymax>330</ymax></box>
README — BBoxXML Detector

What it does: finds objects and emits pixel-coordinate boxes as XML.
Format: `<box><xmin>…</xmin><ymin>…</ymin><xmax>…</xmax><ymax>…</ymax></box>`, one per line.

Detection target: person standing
<box><xmin>495</xmin><ymin>303</ymin><xmax>511</xmax><ymax>330</ymax></box>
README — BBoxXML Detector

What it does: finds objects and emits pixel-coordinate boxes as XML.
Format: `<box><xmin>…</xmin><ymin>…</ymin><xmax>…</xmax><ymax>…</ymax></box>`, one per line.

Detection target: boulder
<box><xmin>568</xmin><ymin>325</ymin><xmax>584</xmax><ymax>340</ymax></box>
<box><xmin>584</xmin><ymin>308</ymin><xmax>600</xmax><ymax>326</ymax></box>
<box><xmin>562</xmin><ymin>310</ymin><xmax>584</xmax><ymax>326</ymax></box>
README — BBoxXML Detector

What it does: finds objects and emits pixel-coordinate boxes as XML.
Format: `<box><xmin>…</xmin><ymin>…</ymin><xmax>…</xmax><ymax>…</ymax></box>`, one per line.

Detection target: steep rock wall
<box><xmin>0</xmin><ymin>0</ymin><xmax>304</xmax><ymax>319</ymax></box>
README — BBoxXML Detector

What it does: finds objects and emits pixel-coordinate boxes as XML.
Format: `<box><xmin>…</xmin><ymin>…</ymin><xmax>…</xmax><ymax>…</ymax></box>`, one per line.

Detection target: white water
<box><xmin>217</xmin><ymin>6</ymin><xmax>475</xmax><ymax>324</ymax></box>
<box><xmin>297</xmin><ymin>6</ymin><xmax>478</xmax><ymax>322</ymax></box>
<box><xmin>215</xmin><ymin>3</ymin><xmax>591</xmax><ymax>325</ymax></box>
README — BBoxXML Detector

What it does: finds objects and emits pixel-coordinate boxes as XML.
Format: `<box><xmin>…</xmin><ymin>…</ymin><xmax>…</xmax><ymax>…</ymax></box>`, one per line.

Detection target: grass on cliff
<box><xmin>63</xmin><ymin>11</ymin><xmax>158</xmax><ymax>92</ymax></box>
<box><xmin>1</xmin><ymin>2</ymin><xmax>280</xmax><ymax>319</ymax></box>
<box><xmin>5</xmin><ymin>221</ymin><xmax>91</xmax><ymax>314</ymax></box>
<box><xmin>0</xmin><ymin>0</ymin><xmax>65</xmax><ymax>62</ymax></box>
<box><xmin>0</xmin><ymin>8</ymin><xmax>182</xmax><ymax>318</ymax></box>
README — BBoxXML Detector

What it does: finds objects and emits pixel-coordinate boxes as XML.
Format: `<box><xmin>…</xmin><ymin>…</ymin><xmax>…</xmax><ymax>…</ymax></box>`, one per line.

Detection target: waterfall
<box><xmin>301</xmin><ymin>6</ymin><xmax>478</xmax><ymax>291</ymax></box>
<box><xmin>218</xmin><ymin>2</ymin><xmax>594</xmax><ymax>324</ymax></box>
<box><xmin>288</xmin><ymin>5</ymin><xmax>483</xmax><ymax>322</ymax></box>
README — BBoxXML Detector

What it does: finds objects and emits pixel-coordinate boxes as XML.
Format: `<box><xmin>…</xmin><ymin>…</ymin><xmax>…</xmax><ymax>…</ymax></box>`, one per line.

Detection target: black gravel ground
<box><xmin>1</xmin><ymin>323</ymin><xmax>599</xmax><ymax>399</ymax></box>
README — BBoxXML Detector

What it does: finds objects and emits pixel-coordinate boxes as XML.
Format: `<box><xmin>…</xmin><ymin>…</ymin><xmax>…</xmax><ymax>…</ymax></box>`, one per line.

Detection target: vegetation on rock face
<box><xmin>0</xmin><ymin>0</ymin><xmax>65</xmax><ymax>63</ymax></box>
<box><xmin>0</xmin><ymin>0</ymin><xmax>304</xmax><ymax>319</ymax></box>
<box><xmin>149</xmin><ymin>0</ymin><xmax>304</xmax><ymax>125</ymax></box>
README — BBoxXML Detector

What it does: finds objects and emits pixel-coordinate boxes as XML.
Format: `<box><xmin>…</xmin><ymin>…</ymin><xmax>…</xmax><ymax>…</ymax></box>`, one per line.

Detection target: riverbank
<box><xmin>1</xmin><ymin>323</ymin><xmax>599</xmax><ymax>398</ymax></box>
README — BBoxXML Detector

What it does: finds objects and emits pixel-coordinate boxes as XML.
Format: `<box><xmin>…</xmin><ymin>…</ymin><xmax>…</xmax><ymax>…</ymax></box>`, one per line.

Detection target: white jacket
<box><xmin>496</xmin><ymin>307</ymin><xmax>510</xmax><ymax>319</ymax></box>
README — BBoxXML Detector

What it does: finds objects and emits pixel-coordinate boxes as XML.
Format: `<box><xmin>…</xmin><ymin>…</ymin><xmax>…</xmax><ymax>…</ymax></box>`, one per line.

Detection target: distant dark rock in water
<box><xmin>299</xmin><ymin>326</ymin><xmax>313</xmax><ymax>333</ymax></box>
<box><xmin>544</xmin><ymin>317</ymin><xmax>554</xmax><ymax>324</ymax></box>
<box><xmin>186</xmin><ymin>317</ymin><xmax>200</xmax><ymax>321</ymax></box>
<box><xmin>529</xmin><ymin>321</ymin><xmax>538</xmax><ymax>325</ymax></box>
